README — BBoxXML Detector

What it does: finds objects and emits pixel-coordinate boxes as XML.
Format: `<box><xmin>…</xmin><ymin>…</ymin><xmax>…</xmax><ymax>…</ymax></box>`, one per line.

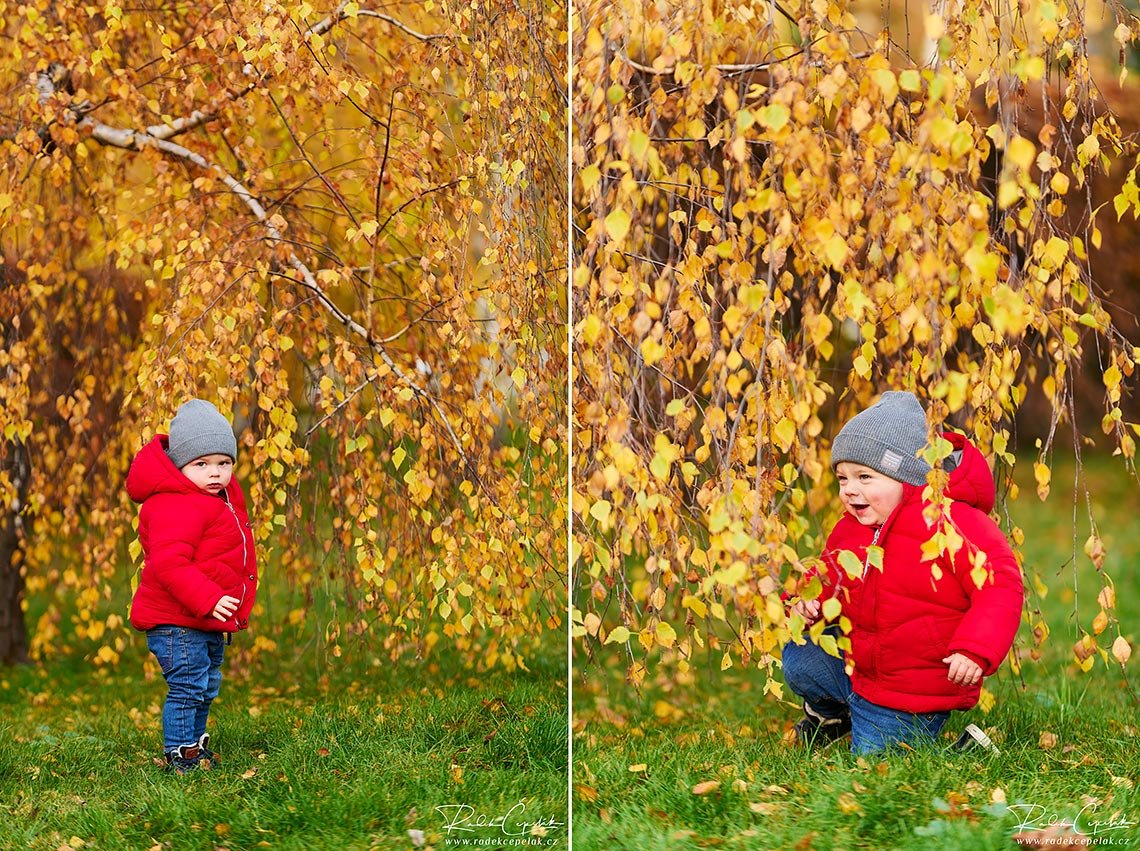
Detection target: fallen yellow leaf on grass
<box><xmin>628</xmin><ymin>763</ymin><xmax>647</xmax><ymax>773</ymax></box>
<box><xmin>692</xmin><ymin>780</ymin><xmax>720</xmax><ymax>795</ymax></box>
<box><xmin>837</xmin><ymin>792</ymin><xmax>862</xmax><ymax>814</ymax></box>
<box><xmin>575</xmin><ymin>784</ymin><xmax>599</xmax><ymax>803</ymax></box>
<box><xmin>653</xmin><ymin>699</ymin><xmax>685</xmax><ymax>722</ymax></box>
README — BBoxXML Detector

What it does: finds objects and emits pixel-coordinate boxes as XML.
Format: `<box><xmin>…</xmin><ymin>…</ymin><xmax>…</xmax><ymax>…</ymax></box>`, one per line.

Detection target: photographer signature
<box><xmin>1008</xmin><ymin>802</ymin><xmax>1137</xmax><ymax>836</ymax></box>
<box><xmin>435</xmin><ymin>801</ymin><xmax>566</xmax><ymax>836</ymax></box>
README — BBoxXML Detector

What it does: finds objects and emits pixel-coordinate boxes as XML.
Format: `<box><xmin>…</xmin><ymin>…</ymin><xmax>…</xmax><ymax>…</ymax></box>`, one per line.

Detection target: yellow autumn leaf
<box><xmin>604</xmin><ymin>626</ymin><xmax>631</xmax><ymax>645</ymax></box>
<box><xmin>604</xmin><ymin>208</ymin><xmax>631</xmax><ymax>242</ymax></box>
<box><xmin>1092</xmin><ymin>610</ymin><xmax>1109</xmax><ymax>635</ymax></box>
<box><xmin>579</xmin><ymin>163</ymin><xmax>601</xmax><ymax>192</ymax></box>
<box><xmin>898</xmin><ymin>69</ymin><xmax>921</xmax><ymax>92</ymax></box>
<box><xmin>1039</xmin><ymin>236</ymin><xmax>1069</xmax><ymax>270</ymax></box>
<box><xmin>759</xmin><ymin>103</ymin><xmax>790</xmax><ymax>132</ymax></box>
<box><xmin>1034</xmin><ymin>463</ymin><xmax>1051</xmax><ymax>500</ymax></box>
<box><xmin>682</xmin><ymin>594</ymin><xmax>707</xmax><ymax>619</ymax></box>
<box><xmin>773</xmin><ymin>417</ymin><xmax>796</xmax><ymax>451</ymax></box>
<box><xmin>871</xmin><ymin>68</ymin><xmax>898</xmax><ymax>102</ymax></box>
<box><xmin>824</xmin><ymin>234</ymin><xmax>849</xmax><ymax>269</ymax></box>
<box><xmin>1005</xmin><ymin>136</ymin><xmax>1036</xmax><ymax>173</ymax></box>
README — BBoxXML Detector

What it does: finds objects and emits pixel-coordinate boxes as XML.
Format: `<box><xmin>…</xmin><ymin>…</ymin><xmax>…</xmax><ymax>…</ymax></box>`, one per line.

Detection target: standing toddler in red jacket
<box><xmin>128</xmin><ymin>399</ymin><xmax>258</xmax><ymax>773</ymax></box>
<box><xmin>783</xmin><ymin>391</ymin><xmax>1023</xmax><ymax>753</ymax></box>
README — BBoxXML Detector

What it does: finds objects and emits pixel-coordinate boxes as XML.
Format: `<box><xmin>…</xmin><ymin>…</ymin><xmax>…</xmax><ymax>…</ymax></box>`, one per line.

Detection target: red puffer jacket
<box><xmin>811</xmin><ymin>432</ymin><xmax>1023</xmax><ymax>713</ymax></box>
<box><xmin>127</xmin><ymin>435</ymin><xmax>258</xmax><ymax>632</ymax></box>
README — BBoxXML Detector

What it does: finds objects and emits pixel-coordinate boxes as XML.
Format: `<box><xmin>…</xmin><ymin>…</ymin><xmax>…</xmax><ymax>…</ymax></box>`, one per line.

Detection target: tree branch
<box><xmin>307</xmin><ymin>2</ymin><xmax>447</xmax><ymax>42</ymax></box>
<box><xmin>145</xmin><ymin>83</ymin><xmax>257</xmax><ymax>141</ymax></box>
<box><xmin>36</xmin><ymin>73</ymin><xmax>470</xmax><ymax>469</ymax></box>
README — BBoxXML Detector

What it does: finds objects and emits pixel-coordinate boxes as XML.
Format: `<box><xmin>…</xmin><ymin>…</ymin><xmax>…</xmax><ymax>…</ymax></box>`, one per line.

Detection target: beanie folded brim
<box><xmin>831</xmin><ymin>433</ymin><xmax>930</xmax><ymax>486</ymax></box>
<box><xmin>167</xmin><ymin>431</ymin><xmax>237</xmax><ymax>469</ymax></box>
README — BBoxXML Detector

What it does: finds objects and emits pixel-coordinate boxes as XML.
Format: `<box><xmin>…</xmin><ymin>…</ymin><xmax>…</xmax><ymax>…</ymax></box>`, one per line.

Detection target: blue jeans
<box><xmin>146</xmin><ymin>626</ymin><xmax>225</xmax><ymax>752</ymax></box>
<box><xmin>781</xmin><ymin>635</ymin><xmax>950</xmax><ymax>754</ymax></box>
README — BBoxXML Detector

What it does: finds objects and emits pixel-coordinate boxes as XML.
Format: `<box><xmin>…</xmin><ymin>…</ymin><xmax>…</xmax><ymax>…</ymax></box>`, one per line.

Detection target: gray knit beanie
<box><xmin>831</xmin><ymin>391</ymin><xmax>931</xmax><ymax>486</ymax></box>
<box><xmin>166</xmin><ymin>399</ymin><xmax>237</xmax><ymax>469</ymax></box>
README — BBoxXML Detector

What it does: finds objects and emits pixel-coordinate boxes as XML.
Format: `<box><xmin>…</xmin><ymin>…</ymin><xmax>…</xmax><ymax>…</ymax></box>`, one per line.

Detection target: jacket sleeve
<box><xmin>140</xmin><ymin>497</ymin><xmax>227</xmax><ymax>619</ymax></box>
<box><xmin>945</xmin><ymin>505</ymin><xmax>1024</xmax><ymax>676</ymax></box>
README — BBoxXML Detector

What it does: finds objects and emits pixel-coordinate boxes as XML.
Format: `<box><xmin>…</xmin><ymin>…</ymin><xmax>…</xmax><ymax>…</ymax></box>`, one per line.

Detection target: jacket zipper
<box><xmin>222</xmin><ymin>492</ymin><xmax>248</xmax><ymax>573</ymax></box>
<box><xmin>861</xmin><ymin>525</ymin><xmax>883</xmax><ymax>578</ymax></box>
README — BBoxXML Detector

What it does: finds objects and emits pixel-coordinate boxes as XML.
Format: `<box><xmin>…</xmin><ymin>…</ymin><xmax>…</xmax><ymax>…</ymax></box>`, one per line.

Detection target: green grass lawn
<box><xmin>572</xmin><ymin>454</ymin><xmax>1140</xmax><ymax>850</ymax></box>
<box><xmin>0</xmin><ymin>634</ymin><xmax>568</xmax><ymax>850</ymax></box>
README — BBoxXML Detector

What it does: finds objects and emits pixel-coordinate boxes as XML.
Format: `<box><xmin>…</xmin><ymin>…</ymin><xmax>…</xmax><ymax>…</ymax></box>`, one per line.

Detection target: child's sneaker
<box><xmin>197</xmin><ymin>733</ymin><xmax>218</xmax><ymax>767</ymax></box>
<box><xmin>794</xmin><ymin>701</ymin><xmax>852</xmax><ymax>746</ymax></box>
<box><xmin>164</xmin><ymin>744</ymin><xmax>208</xmax><ymax>774</ymax></box>
<box><xmin>952</xmin><ymin>723</ymin><xmax>1000</xmax><ymax>755</ymax></box>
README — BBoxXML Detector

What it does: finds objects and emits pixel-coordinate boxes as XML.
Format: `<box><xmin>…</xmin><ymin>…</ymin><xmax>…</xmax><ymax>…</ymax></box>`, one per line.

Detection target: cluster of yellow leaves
<box><xmin>573</xmin><ymin>0</ymin><xmax>1139</xmax><ymax>686</ymax></box>
<box><xmin>1</xmin><ymin>0</ymin><xmax>566</xmax><ymax>667</ymax></box>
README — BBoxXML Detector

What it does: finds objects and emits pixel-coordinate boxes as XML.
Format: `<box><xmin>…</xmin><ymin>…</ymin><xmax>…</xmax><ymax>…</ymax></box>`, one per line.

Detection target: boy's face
<box><xmin>835</xmin><ymin>462</ymin><xmax>904</xmax><ymax>526</ymax></box>
<box><xmin>179</xmin><ymin>454</ymin><xmax>234</xmax><ymax>494</ymax></box>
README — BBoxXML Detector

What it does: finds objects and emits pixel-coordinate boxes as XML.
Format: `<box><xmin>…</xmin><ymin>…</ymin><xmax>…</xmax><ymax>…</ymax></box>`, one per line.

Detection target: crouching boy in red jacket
<box><xmin>783</xmin><ymin>391</ymin><xmax>1023</xmax><ymax>754</ymax></box>
<box><xmin>128</xmin><ymin>399</ymin><xmax>258</xmax><ymax>773</ymax></box>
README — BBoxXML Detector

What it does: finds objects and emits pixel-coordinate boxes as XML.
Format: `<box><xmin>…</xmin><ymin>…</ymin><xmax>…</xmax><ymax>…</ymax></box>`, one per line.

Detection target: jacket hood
<box><xmin>897</xmin><ymin>431</ymin><xmax>995</xmax><ymax>513</ymax></box>
<box><xmin>126</xmin><ymin>435</ymin><xmax>202</xmax><ymax>503</ymax></box>
<box><xmin>942</xmin><ymin>431</ymin><xmax>995</xmax><ymax>512</ymax></box>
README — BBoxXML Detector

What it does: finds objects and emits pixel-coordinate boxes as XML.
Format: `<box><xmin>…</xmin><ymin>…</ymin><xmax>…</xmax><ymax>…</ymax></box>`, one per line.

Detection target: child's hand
<box><xmin>212</xmin><ymin>595</ymin><xmax>240</xmax><ymax>621</ymax></box>
<box><xmin>791</xmin><ymin>599</ymin><xmax>822</xmax><ymax>624</ymax></box>
<box><xmin>942</xmin><ymin>653</ymin><xmax>983</xmax><ymax>686</ymax></box>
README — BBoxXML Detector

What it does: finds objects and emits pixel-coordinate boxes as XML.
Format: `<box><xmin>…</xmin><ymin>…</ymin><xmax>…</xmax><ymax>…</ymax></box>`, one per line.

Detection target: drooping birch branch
<box><xmin>35</xmin><ymin>69</ymin><xmax>470</xmax><ymax>470</ymax></box>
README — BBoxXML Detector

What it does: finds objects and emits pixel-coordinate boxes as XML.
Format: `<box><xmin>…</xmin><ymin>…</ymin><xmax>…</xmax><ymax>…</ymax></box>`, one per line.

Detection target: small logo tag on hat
<box><xmin>881</xmin><ymin>450</ymin><xmax>903</xmax><ymax>472</ymax></box>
